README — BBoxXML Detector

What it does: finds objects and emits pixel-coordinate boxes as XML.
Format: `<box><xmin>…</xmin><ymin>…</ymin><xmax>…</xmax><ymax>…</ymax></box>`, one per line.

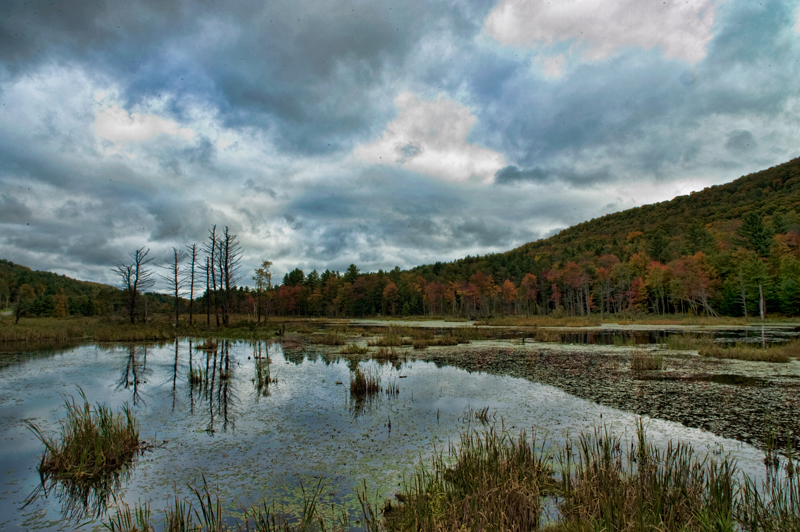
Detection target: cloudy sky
<box><xmin>1</xmin><ymin>0</ymin><xmax>799</xmax><ymax>287</ymax></box>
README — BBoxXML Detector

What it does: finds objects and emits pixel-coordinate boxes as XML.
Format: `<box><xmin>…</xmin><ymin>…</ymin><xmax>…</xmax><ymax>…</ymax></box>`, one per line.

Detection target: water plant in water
<box><xmin>105</xmin><ymin>477</ymin><xmax>369</xmax><ymax>532</ymax></box>
<box><xmin>24</xmin><ymin>390</ymin><xmax>145</xmax><ymax>519</ymax></box>
<box><xmin>25</xmin><ymin>390</ymin><xmax>143</xmax><ymax>484</ymax></box>
<box><xmin>630</xmin><ymin>350</ymin><xmax>664</xmax><ymax>371</ymax></box>
<box><xmin>339</xmin><ymin>343</ymin><xmax>369</xmax><ymax>355</ymax></box>
<box><xmin>350</xmin><ymin>366</ymin><xmax>381</xmax><ymax>396</ymax></box>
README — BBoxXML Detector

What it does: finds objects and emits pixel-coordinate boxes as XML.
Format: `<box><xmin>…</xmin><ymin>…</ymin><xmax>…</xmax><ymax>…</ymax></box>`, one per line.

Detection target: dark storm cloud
<box><xmin>1</xmin><ymin>0</ymin><xmax>490</xmax><ymax>156</ymax></box>
<box><xmin>0</xmin><ymin>193</ymin><xmax>32</xmax><ymax>222</ymax></box>
<box><xmin>495</xmin><ymin>165</ymin><xmax>612</xmax><ymax>186</ymax></box>
<box><xmin>725</xmin><ymin>130</ymin><xmax>757</xmax><ymax>153</ymax></box>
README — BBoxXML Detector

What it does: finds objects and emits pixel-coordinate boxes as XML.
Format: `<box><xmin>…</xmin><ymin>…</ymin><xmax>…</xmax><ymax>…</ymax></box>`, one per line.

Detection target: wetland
<box><xmin>1</xmin><ymin>320</ymin><xmax>799</xmax><ymax>530</ymax></box>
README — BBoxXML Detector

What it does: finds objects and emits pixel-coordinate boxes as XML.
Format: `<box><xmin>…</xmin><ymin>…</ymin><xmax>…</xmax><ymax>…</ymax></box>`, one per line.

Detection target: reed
<box><xmin>314</xmin><ymin>331</ymin><xmax>346</xmax><ymax>346</ymax></box>
<box><xmin>105</xmin><ymin>477</ymin><xmax>354</xmax><ymax>532</ymax></box>
<box><xmin>350</xmin><ymin>366</ymin><xmax>381</xmax><ymax>396</ymax></box>
<box><xmin>412</xmin><ymin>339</ymin><xmax>429</xmax><ymax>350</ymax></box>
<box><xmin>386</xmin><ymin>426</ymin><xmax>554</xmax><ymax>531</ymax></box>
<box><xmin>699</xmin><ymin>340</ymin><xmax>796</xmax><ymax>363</ymax></box>
<box><xmin>630</xmin><ymin>350</ymin><xmax>664</xmax><ymax>371</ymax></box>
<box><xmin>25</xmin><ymin>390</ymin><xmax>142</xmax><ymax>486</ymax></box>
<box><xmin>339</xmin><ymin>343</ymin><xmax>369</xmax><ymax>355</ymax></box>
<box><xmin>555</xmin><ymin>421</ymin><xmax>738</xmax><ymax>531</ymax></box>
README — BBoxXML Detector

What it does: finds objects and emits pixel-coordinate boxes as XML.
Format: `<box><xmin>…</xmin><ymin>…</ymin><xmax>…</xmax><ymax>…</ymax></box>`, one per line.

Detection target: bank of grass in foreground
<box><xmin>103</xmin><ymin>422</ymin><xmax>800</xmax><ymax>532</ymax></box>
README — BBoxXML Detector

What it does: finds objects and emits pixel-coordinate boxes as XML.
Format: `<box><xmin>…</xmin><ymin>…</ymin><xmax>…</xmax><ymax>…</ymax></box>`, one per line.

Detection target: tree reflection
<box><xmin>117</xmin><ymin>345</ymin><xmax>149</xmax><ymax>406</ymax></box>
<box><xmin>188</xmin><ymin>339</ymin><xmax>238</xmax><ymax>434</ymax></box>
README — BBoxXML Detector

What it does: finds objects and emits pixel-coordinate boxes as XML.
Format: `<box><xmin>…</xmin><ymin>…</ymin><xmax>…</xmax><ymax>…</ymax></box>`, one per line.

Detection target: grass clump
<box><xmin>339</xmin><ymin>343</ymin><xmax>369</xmax><ymax>355</ymax></box>
<box><xmin>350</xmin><ymin>366</ymin><xmax>381</xmax><ymax>396</ymax></box>
<box><xmin>386</xmin><ymin>426</ymin><xmax>554</xmax><ymax>531</ymax></box>
<box><xmin>698</xmin><ymin>339</ymin><xmax>797</xmax><ymax>363</ymax></box>
<box><xmin>314</xmin><ymin>331</ymin><xmax>346</xmax><ymax>346</ymax></box>
<box><xmin>630</xmin><ymin>350</ymin><xmax>664</xmax><ymax>371</ymax></box>
<box><xmin>26</xmin><ymin>390</ymin><xmax>143</xmax><ymax>485</ymax></box>
<box><xmin>555</xmin><ymin>421</ymin><xmax>738</xmax><ymax>531</ymax></box>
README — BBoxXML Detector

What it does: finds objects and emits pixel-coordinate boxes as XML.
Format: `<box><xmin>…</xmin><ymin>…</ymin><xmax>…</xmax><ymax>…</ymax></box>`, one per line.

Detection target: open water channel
<box><xmin>0</xmin><ymin>339</ymin><xmax>780</xmax><ymax>531</ymax></box>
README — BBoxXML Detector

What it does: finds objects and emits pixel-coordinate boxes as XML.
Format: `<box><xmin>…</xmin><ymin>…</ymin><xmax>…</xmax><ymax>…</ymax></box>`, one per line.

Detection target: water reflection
<box><xmin>117</xmin><ymin>345</ymin><xmax>149</xmax><ymax>406</ymax></box>
<box><xmin>24</xmin><ymin>466</ymin><xmax>130</xmax><ymax>522</ymax></box>
<box><xmin>188</xmin><ymin>340</ymin><xmax>238</xmax><ymax>434</ymax></box>
<box><xmin>0</xmin><ymin>338</ymin><xmax>783</xmax><ymax>532</ymax></box>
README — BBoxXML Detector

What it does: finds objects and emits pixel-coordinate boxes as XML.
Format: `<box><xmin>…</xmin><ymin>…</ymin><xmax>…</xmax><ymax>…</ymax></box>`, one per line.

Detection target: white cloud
<box><xmin>537</xmin><ymin>53</ymin><xmax>566</xmax><ymax>78</ymax></box>
<box><xmin>354</xmin><ymin>92</ymin><xmax>505</xmax><ymax>184</ymax></box>
<box><xmin>95</xmin><ymin>105</ymin><xmax>195</xmax><ymax>144</ymax></box>
<box><xmin>796</xmin><ymin>6</ymin><xmax>800</xmax><ymax>34</ymax></box>
<box><xmin>486</xmin><ymin>0</ymin><xmax>718</xmax><ymax>64</ymax></box>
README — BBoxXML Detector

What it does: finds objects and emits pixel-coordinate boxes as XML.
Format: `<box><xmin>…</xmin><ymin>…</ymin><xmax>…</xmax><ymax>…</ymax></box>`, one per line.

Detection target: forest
<box><xmin>3</xmin><ymin>157</ymin><xmax>800</xmax><ymax>322</ymax></box>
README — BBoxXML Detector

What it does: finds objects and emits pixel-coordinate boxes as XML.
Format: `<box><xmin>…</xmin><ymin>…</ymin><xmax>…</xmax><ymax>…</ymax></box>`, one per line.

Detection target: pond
<box><xmin>0</xmin><ymin>339</ymin><xmax>776</xmax><ymax>531</ymax></box>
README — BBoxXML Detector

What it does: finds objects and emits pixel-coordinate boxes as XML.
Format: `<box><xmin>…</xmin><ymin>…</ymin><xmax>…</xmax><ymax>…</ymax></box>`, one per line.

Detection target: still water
<box><xmin>0</xmin><ymin>340</ymin><xmax>773</xmax><ymax>531</ymax></box>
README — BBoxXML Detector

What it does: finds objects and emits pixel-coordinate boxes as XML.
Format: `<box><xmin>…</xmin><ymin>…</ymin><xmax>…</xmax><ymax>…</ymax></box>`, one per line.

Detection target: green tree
<box><xmin>684</xmin><ymin>221</ymin><xmax>714</xmax><ymax>254</ymax></box>
<box><xmin>343</xmin><ymin>264</ymin><xmax>360</xmax><ymax>284</ymax></box>
<box><xmin>736</xmin><ymin>212</ymin><xmax>773</xmax><ymax>258</ymax></box>
<box><xmin>283</xmin><ymin>268</ymin><xmax>305</xmax><ymax>287</ymax></box>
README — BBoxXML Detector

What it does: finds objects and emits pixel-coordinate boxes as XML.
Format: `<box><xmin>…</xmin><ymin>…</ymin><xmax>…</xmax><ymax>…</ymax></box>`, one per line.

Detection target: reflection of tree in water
<box><xmin>253</xmin><ymin>340</ymin><xmax>276</xmax><ymax>400</ymax></box>
<box><xmin>117</xmin><ymin>344</ymin><xmax>150</xmax><ymax>406</ymax></box>
<box><xmin>188</xmin><ymin>340</ymin><xmax>238</xmax><ymax>434</ymax></box>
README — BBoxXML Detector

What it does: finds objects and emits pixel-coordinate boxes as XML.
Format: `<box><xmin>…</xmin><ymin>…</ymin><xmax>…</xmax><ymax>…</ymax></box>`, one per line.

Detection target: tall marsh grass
<box><xmin>386</xmin><ymin>426</ymin><xmax>554</xmax><ymax>531</ymax></box>
<box><xmin>630</xmin><ymin>350</ymin><xmax>664</xmax><ymax>371</ymax></box>
<box><xmin>25</xmin><ymin>390</ymin><xmax>142</xmax><ymax>485</ymax></box>
<box><xmin>350</xmin><ymin>366</ymin><xmax>381</xmax><ymax>396</ymax></box>
<box><xmin>666</xmin><ymin>334</ymin><xmax>797</xmax><ymax>363</ymax></box>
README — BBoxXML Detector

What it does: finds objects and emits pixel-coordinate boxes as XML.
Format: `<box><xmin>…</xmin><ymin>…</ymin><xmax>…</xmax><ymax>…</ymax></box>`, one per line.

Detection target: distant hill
<box><xmin>412</xmin><ymin>158</ymin><xmax>800</xmax><ymax>278</ymax></box>
<box><xmin>403</xmin><ymin>157</ymin><xmax>800</xmax><ymax>317</ymax></box>
<box><xmin>0</xmin><ymin>259</ymin><xmax>119</xmax><ymax>316</ymax></box>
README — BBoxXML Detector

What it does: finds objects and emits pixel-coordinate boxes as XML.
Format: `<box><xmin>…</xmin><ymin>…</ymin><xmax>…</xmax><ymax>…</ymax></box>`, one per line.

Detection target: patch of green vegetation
<box><xmin>339</xmin><ymin>343</ymin><xmax>369</xmax><ymax>355</ymax></box>
<box><xmin>26</xmin><ymin>391</ymin><xmax>142</xmax><ymax>483</ymax></box>
<box><xmin>699</xmin><ymin>340</ymin><xmax>797</xmax><ymax>363</ymax></box>
<box><xmin>630</xmin><ymin>350</ymin><xmax>664</xmax><ymax>371</ymax></box>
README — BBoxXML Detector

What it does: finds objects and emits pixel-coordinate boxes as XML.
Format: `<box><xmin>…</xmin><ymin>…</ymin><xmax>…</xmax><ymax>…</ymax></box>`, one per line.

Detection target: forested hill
<box><xmin>399</xmin><ymin>156</ymin><xmax>800</xmax><ymax>317</ymax></box>
<box><xmin>515</xmin><ymin>157</ymin><xmax>800</xmax><ymax>262</ymax></box>
<box><xmin>412</xmin><ymin>157</ymin><xmax>800</xmax><ymax>280</ymax></box>
<box><xmin>0</xmin><ymin>259</ymin><xmax>119</xmax><ymax>316</ymax></box>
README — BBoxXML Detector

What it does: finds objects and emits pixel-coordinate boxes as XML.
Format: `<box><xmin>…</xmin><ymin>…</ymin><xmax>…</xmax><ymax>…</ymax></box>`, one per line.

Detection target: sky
<box><xmin>1</xmin><ymin>0</ymin><xmax>799</xmax><ymax>288</ymax></box>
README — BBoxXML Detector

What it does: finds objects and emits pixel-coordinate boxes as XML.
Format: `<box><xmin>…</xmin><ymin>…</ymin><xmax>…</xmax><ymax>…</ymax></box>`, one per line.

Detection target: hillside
<box><xmin>413</xmin><ymin>157</ymin><xmax>800</xmax><ymax>274</ymax></box>
<box><xmin>0</xmin><ymin>259</ymin><xmax>119</xmax><ymax>317</ymax></box>
<box><xmin>400</xmin><ymin>157</ymin><xmax>800</xmax><ymax>317</ymax></box>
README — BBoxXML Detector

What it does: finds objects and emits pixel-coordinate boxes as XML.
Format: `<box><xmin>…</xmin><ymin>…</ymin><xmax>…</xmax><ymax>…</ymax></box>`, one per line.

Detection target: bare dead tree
<box><xmin>217</xmin><ymin>226</ymin><xmax>243</xmax><ymax>326</ymax></box>
<box><xmin>159</xmin><ymin>247</ymin><xmax>188</xmax><ymax>327</ymax></box>
<box><xmin>202</xmin><ymin>226</ymin><xmax>220</xmax><ymax>326</ymax></box>
<box><xmin>202</xmin><ymin>256</ymin><xmax>211</xmax><ymax>326</ymax></box>
<box><xmin>113</xmin><ymin>247</ymin><xmax>156</xmax><ymax>324</ymax></box>
<box><xmin>186</xmin><ymin>243</ymin><xmax>198</xmax><ymax>325</ymax></box>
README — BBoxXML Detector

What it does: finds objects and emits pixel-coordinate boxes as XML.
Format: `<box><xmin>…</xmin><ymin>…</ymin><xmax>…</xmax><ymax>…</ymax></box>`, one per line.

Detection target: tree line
<box><xmin>4</xmin><ymin>158</ymin><xmax>800</xmax><ymax>323</ymax></box>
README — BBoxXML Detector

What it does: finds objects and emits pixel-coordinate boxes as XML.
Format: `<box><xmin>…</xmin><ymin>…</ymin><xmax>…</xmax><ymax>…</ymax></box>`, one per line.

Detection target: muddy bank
<box><xmin>422</xmin><ymin>343</ymin><xmax>800</xmax><ymax>453</ymax></box>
